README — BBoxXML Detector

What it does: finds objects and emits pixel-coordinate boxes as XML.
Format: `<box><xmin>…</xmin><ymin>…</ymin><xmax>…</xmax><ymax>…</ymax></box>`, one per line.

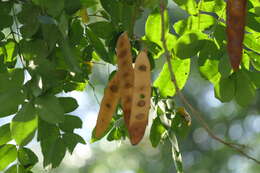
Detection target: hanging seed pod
<box><xmin>226</xmin><ymin>0</ymin><xmax>247</xmax><ymax>71</ymax></box>
<box><xmin>94</xmin><ymin>72</ymin><xmax>120</xmax><ymax>138</ymax></box>
<box><xmin>116</xmin><ymin>32</ymin><xmax>135</xmax><ymax>128</ymax></box>
<box><xmin>129</xmin><ymin>50</ymin><xmax>151</xmax><ymax>145</ymax></box>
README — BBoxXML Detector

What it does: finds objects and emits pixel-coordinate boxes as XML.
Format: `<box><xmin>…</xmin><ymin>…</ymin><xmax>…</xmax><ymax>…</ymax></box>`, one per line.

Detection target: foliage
<box><xmin>0</xmin><ymin>0</ymin><xmax>259</xmax><ymax>172</ymax></box>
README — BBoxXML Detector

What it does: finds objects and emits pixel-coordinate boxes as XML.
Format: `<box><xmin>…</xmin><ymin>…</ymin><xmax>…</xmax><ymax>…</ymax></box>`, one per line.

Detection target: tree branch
<box><xmin>159</xmin><ymin>0</ymin><xmax>260</xmax><ymax>165</ymax></box>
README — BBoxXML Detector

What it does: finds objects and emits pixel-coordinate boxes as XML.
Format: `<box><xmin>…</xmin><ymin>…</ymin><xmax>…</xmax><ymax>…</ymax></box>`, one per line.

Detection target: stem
<box><xmin>159</xmin><ymin>0</ymin><xmax>260</xmax><ymax>165</ymax></box>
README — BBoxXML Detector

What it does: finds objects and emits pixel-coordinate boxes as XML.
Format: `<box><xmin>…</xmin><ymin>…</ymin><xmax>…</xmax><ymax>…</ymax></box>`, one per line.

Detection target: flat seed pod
<box><xmin>129</xmin><ymin>50</ymin><xmax>151</xmax><ymax>145</ymax></box>
<box><xmin>94</xmin><ymin>72</ymin><xmax>120</xmax><ymax>138</ymax></box>
<box><xmin>116</xmin><ymin>32</ymin><xmax>134</xmax><ymax>128</ymax></box>
<box><xmin>227</xmin><ymin>0</ymin><xmax>247</xmax><ymax>71</ymax></box>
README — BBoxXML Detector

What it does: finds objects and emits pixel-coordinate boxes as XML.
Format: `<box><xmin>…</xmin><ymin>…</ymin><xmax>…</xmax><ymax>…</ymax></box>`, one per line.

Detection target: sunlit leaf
<box><xmin>145</xmin><ymin>10</ymin><xmax>168</xmax><ymax>46</ymax></box>
<box><xmin>150</xmin><ymin>117</ymin><xmax>166</xmax><ymax>147</ymax></box>
<box><xmin>0</xmin><ymin>144</ymin><xmax>17</xmax><ymax>171</ymax></box>
<box><xmin>154</xmin><ymin>57</ymin><xmax>190</xmax><ymax>97</ymax></box>
<box><xmin>174</xmin><ymin>32</ymin><xmax>207</xmax><ymax>59</ymax></box>
<box><xmin>11</xmin><ymin>103</ymin><xmax>38</xmax><ymax>146</ymax></box>
<box><xmin>0</xmin><ymin>124</ymin><xmax>12</xmax><ymax>145</ymax></box>
<box><xmin>174</xmin><ymin>14</ymin><xmax>215</xmax><ymax>35</ymax></box>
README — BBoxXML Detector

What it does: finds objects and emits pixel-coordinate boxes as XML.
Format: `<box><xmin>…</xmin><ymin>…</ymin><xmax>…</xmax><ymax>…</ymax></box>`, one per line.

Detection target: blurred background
<box><xmin>1</xmin><ymin>1</ymin><xmax>260</xmax><ymax>173</ymax></box>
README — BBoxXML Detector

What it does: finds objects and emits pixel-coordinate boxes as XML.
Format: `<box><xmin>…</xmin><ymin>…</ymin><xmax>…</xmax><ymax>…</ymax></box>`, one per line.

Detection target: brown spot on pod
<box><xmin>126</xmin><ymin>95</ymin><xmax>132</xmax><ymax>103</ymax></box>
<box><xmin>110</xmin><ymin>85</ymin><xmax>118</xmax><ymax>93</ymax></box>
<box><xmin>139</xmin><ymin>86</ymin><xmax>145</xmax><ymax>91</ymax></box>
<box><xmin>138</xmin><ymin>65</ymin><xmax>147</xmax><ymax>71</ymax></box>
<box><xmin>135</xmin><ymin>113</ymin><xmax>145</xmax><ymax>120</ymax></box>
<box><xmin>123</xmin><ymin>72</ymin><xmax>129</xmax><ymax>77</ymax></box>
<box><xmin>125</xmin><ymin>82</ymin><xmax>132</xmax><ymax>88</ymax></box>
<box><xmin>137</xmin><ymin>100</ymin><xmax>145</xmax><ymax>107</ymax></box>
<box><xmin>105</xmin><ymin>103</ymin><xmax>111</xmax><ymax>108</ymax></box>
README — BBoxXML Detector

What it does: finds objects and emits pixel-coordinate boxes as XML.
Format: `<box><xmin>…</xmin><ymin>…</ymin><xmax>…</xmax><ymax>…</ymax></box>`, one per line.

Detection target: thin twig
<box><xmin>88</xmin><ymin>82</ymin><xmax>100</xmax><ymax>106</ymax></box>
<box><xmin>159</xmin><ymin>0</ymin><xmax>260</xmax><ymax>165</ymax></box>
<box><xmin>11</xmin><ymin>6</ymin><xmax>26</xmax><ymax>68</ymax></box>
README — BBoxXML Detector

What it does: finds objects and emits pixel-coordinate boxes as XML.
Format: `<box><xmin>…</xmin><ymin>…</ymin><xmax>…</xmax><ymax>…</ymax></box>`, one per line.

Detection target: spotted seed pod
<box><xmin>128</xmin><ymin>50</ymin><xmax>151</xmax><ymax>145</ymax></box>
<box><xmin>94</xmin><ymin>72</ymin><xmax>120</xmax><ymax>138</ymax></box>
<box><xmin>116</xmin><ymin>32</ymin><xmax>135</xmax><ymax>128</ymax></box>
<box><xmin>226</xmin><ymin>0</ymin><xmax>247</xmax><ymax>71</ymax></box>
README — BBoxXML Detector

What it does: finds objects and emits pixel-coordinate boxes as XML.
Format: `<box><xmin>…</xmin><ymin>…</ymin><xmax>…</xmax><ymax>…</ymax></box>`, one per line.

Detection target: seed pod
<box><xmin>94</xmin><ymin>72</ymin><xmax>120</xmax><ymax>138</ymax></box>
<box><xmin>116</xmin><ymin>32</ymin><xmax>134</xmax><ymax>128</ymax></box>
<box><xmin>226</xmin><ymin>0</ymin><xmax>247</xmax><ymax>71</ymax></box>
<box><xmin>129</xmin><ymin>50</ymin><xmax>151</xmax><ymax>145</ymax></box>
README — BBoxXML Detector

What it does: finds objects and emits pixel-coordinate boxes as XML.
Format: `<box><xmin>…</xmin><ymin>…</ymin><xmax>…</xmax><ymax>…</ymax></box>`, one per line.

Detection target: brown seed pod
<box><xmin>94</xmin><ymin>72</ymin><xmax>120</xmax><ymax>138</ymax></box>
<box><xmin>226</xmin><ymin>0</ymin><xmax>247</xmax><ymax>71</ymax></box>
<box><xmin>116</xmin><ymin>32</ymin><xmax>134</xmax><ymax>128</ymax></box>
<box><xmin>128</xmin><ymin>50</ymin><xmax>151</xmax><ymax>145</ymax></box>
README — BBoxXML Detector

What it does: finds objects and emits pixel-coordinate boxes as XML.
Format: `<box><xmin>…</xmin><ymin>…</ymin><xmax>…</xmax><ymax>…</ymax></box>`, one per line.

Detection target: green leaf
<box><xmin>0</xmin><ymin>123</ymin><xmax>12</xmax><ymax>145</ymax></box>
<box><xmin>37</xmin><ymin>120</ymin><xmax>59</xmax><ymax>142</ymax></box>
<box><xmin>218</xmin><ymin>52</ymin><xmax>232</xmax><ymax>78</ymax></box>
<box><xmin>63</xmin><ymin>132</ymin><xmax>86</xmax><ymax>154</ymax></box>
<box><xmin>18</xmin><ymin>147</ymin><xmax>38</xmax><ymax>169</ymax></box>
<box><xmin>58</xmin><ymin>97</ymin><xmax>79</xmax><ymax>113</ymax></box>
<box><xmin>200</xmin><ymin>0</ymin><xmax>225</xmax><ymax>13</ymax></box>
<box><xmin>80</xmin><ymin>0</ymin><xmax>98</xmax><ymax>7</ymax></box>
<box><xmin>69</xmin><ymin>19</ymin><xmax>84</xmax><ymax>46</ymax></box>
<box><xmin>150</xmin><ymin>117</ymin><xmax>166</xmax><ymax>147</ymax></box>
<box><xmin>246</xmin><ymin>12</ymin><xmax>260</xmax><ymax>33</ymax></box>
<box><xmin>245</xmin><ymin>71</ymin><xmax>260</xmax><ymax>88</ymax></box>
<box><xmin>172</xmin><ymin>0</ymin><xmax>197</xmax><ymax>15</ymax></box>
<box><xmin>0</xmin><ymin>144</ymin><xmax>17</xmax><ymax>171</ymax></box>
<box><xmin>172</xmin><ymin>111</ymin><xmax>190</xmax><ymax>138</ymax></box>
<box><xmin>214</xmin><ymin>76</ymin><xmax>235</xmax><ymax>102</ymax></box>
<box><xmin>41</xmin><ymin>137</ymin><xmax>66</xmax><ymax>168</ymax></box>
<box><xmin>88</xmin><ymin>21</ymin><xmax>115</xmax><ymax>39</ymax></box>
<box><xmin>42</xmin><ymin>0</ymin><xmax>64</xmax><ymax>17</ymax></box>
<box><xmin>35</xmin><ymin>95</ymin><xmax>65</xmax><ymax>124</ymax></box>
<box><xmin>11</xmin><ymin>103</ymin><xmax>38</xmax><ymax>146</ymax></box>
<box><xmin>199</xmin><ymin>58</ymin><xmax>220</xmax><ymax>85</ymax></box>
<box><xmin>100</xmin><ymin>0</ymin><xmax>121</xmax><ymax>25</ymax></box>
<box><xmin>174</xmin><ymin>14</ymin><xmax>215</xmax><ymax>35</ymax></box>
<box><xmin>0</xmin><ymin>69</ymin><xmax>24</xmax><ymax>92</ymax></box>
<box><xmin>174</xmin><ymin>32</ymin><xmax>206</xmax><ymax>59</ymax></box>
<box><xmin>18</xmin><ymin>3</ymin><xmax>40</xmax><ymax>24</ymax></box>
<box><xmin>86</xmin><ymin>28</ymin><xmax>110</xmax><ymax>63</ymax></box>
<box><xmin>59</xmin><ymin>115</ymin><xmax>82</xmax><ymax>132</ymax></box>
<box><xmin>4</xmin><ymin>164</ymin><xmax>26</xmax><ymax>173</ymax></box>
<box><xmin>154</xmin><ymin>57</ymin><xmax>190</xmax><ymax>97</ymax></box>
<box><xmin>145</xmin><ymin>10</ymin><xmax>169</xmax><ymax>46</ymax></box>
<box><xmin>235</xmin><ymin>70</ymin><xmax>256</xmax><ymax>107</ymax></box>
<box><xmin>42</xmin><ymin>24</ymin><xmax>60</xmax><ymax>52</ymax></box>
<box><xmin>20</xmin><ymin>23</ymin><xmax>40</xmax><ymax>38</ymax></box>
<box><xmin>0</xmin><ymin>88</ymin><xmax>26</xmax><ymax>118</ymax></box>
<box><xmin>64</xmin><ymin>0</ymin><xmax>81</xmax><ymax>15</ymax></box>
<box><xmin>107</xmin><ymin>127</ymin><xmax>122</xmax><ymax>141</ymax></box>
<box><xmin>247</xmin><ymin>51</ymin><xmax>260</xmax><ymax>71</ymax></box>
<box><xmin>0</xmin><ymin>31</ymin><xmax>4</xmax><ymax>40</ymax></box>
<box><xmin>21</xmin><ymin>39</ymin><xmax>49</xmax><ymax>60</ymax></box>
<box><xmin>58</xmin><ymin>12</ymin><xmax>69</xmax><ymax>38</ymax></box>
<box><xmin>2</xmin><ymin>40</ymin><xmax>17</xmax><ymax>64</ymax></box>
<box><xmin>213</xmin><ymin>24</ymin><xmax>226</xmax><ymax>46</ymax></box>
<box><xmin>244</xmin><ymin>34</ymin><xmax>260</xmax><ymax>54</ymax></box>
<box><xmin>121</xmin><ymin>2</ymin><xmax>136</xmax><ymax>35</ymax></box>
<box><xmin>59</xmin><ymin>36</ymin><xmax>81</xmax><ymax>73</ymax></box>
